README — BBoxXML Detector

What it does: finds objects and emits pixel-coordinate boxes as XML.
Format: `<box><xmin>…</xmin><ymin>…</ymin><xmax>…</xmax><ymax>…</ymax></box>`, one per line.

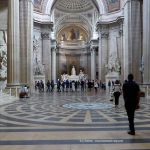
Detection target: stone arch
<box><xmin>43</xmin><ymin>0</ymin><xmax>106</xmax><ymax>15</ymax></box>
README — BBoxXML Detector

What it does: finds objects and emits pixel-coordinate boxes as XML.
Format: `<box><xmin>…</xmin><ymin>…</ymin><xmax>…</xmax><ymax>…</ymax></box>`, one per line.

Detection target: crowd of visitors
<box><xmin>34</xmin><ymin>79</ymin><xmax>106</xmax><ymax>93</ymax></box>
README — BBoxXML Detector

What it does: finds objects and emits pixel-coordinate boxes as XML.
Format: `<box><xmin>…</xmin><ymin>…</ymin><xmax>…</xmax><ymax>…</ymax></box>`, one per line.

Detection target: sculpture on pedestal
<box><xmin>61</xmin><ymin>67</ymin><xmax>87</xmax><ymax>82</ymax></box>
<box><xmin>79</xmin><ymin>70</ymin><xmax>85</xmax><ymax>81</ymax></box>
<box><xmin>105</xmin><ymin>53</ymin><xmax>121</xmax><ymax>75</ymax></box>
<box><xmin>61</xmin><ymin>73</ymin><xmax>69</xmax><ymax>81</ymax></box>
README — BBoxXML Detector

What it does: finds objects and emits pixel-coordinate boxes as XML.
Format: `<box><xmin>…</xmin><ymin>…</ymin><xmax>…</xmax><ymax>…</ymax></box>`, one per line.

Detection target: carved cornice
<box><xmin>96</xmin><ymin>16</ymin><xmax>124</xmax><ymax>31</ymax></box>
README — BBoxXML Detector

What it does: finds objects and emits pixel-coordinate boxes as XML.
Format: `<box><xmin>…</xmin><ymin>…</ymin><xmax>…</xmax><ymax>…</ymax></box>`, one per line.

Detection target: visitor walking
<box><xmin>113</xmin><ymin>80</ymin><xmax>122</xmax><ymax>107</ymax></box>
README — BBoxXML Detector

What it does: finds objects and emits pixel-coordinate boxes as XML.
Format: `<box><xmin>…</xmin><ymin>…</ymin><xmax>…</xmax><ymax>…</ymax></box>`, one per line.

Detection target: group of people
<box><xmin>34</xmin><ymin>79</ymin><xmax>106</xmax><ymax>93</ymax></box>
<box><xmin>109</xmin><ymin>74</ymin><xmax>140</xmax><ymax>136</ymax></box>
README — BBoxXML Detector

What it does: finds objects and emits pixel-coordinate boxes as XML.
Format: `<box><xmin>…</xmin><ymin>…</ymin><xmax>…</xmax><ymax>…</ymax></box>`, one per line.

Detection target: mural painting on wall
<box><xmin>0</xmin><ymin>30</ymin><xmax>7</xmax><ymax>81</ymax></box>
<box><xmin>34</xmin><ymin>0</ymin><xmax>43</xmax><ymax>12</ymax></box>
<box><xmin>106</xmin><ymin>0</ymin><xmax>120</xmax><ymax>12</ymax></box>
<box><xmin>59</xmin><ymin>26</ymin><xmax>87</xmax><ymax>42</ymax></box>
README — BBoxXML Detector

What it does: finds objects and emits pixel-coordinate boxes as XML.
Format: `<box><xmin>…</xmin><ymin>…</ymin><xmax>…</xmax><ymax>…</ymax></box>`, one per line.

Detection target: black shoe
<box><xmin>127</xmin><ymin>131</ymin><xmax>135</xmax><ymax>135</ymax></box>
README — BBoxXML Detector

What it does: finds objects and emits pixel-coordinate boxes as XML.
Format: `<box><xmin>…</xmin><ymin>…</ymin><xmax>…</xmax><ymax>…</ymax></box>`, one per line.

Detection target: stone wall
<box><xmin>0</xmin><ymin>1</ymin><xmax>8</xmax><ymax>30</ymax></box>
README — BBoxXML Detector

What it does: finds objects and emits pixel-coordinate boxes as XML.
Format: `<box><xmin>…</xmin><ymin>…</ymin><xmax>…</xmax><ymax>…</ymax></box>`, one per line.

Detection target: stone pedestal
<box><xmin>69</xmin><ymin>75</ymin><xmax>79</xmax><ymax>81</ymax></box>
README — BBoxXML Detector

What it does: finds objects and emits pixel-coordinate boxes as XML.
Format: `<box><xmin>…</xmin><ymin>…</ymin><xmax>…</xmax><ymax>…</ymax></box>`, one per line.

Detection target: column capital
<box><xmin>96</xmin><ymin>24</ymin><xmax>109</xmax><ymax>32</ymax></box>
<box><xmin>19</xmin><ymin>0</ymin><xmax>34</xmax><ymax>5</ymax></box>
<box><xmin>119</xmin><ymin>29</ymin><xmax>123</xmax><ymax>36</ymax></box>
<box><xmin>51</xmin><ymin>47</ymin><xmax>58</xmax><ymax>53</ymax></box>
<box><xmin>90</xmin><ymin>46</ymin><xmax>97</xmax><ymax>53</ymax></box>
<box><xmin>41</xmin><ymin>32</ymin><xmax>50</xmax><ymax>39</ymax></box>
<box><xmin>101</xmin><ymin>32</ymin><xmax>109</xmax><ymax>38</ymax></box>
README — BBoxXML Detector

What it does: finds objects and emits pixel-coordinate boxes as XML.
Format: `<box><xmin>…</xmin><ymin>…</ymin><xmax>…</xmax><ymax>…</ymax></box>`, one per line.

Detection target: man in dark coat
<box><xmin>122</xmin><ymin>74</ymin><xmax>140</xmax><ymax>135</ymax></box>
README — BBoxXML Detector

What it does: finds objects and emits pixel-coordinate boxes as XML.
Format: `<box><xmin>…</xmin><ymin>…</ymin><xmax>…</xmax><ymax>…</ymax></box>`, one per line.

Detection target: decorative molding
<box><xmin>33</xmin><ymin>12</ymin><xmax>52</xmax><ymax>24</ymax></box>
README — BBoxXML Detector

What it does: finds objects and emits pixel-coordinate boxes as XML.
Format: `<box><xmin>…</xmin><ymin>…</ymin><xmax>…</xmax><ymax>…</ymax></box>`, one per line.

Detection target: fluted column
<box><xmin>91</xmin><ymin>47</ymin><xmax>96</xmax><ymax>80</ymax></box>
<box><xmin>19</xmin><ymin>0</ymin><xmax>33</xmax><ymax>86</ymax></box>
<box><xmin>41</xmin><ymin>32</ymin><xmax>51</xmax><ymax>81</ymax></box>
<box><xmin>52</xmin><ymin>48</ymin><xmax>56</xmax><ymax>83</ymax></box>
<box><xmin>143</xmin><ymin>0</ymin><xmax>150</xmax><ymax>83</ymax></box>
<box><xmin>123</xmin><ymin>0</ymin><xmax>142</xmax><ymax>81</ymax></box>
<box><xmin>7</xmin><ymin>0</ymin><xmax>20</xmax><ymax>86</ymax></box>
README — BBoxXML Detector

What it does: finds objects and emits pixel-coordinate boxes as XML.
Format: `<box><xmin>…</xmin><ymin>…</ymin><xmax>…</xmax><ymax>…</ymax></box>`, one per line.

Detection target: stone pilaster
<box><xmin>19</xmin><ymin>0</ymin><xmax>33</xmax><ymax>87</ymax></box>
<box><xmin>97</xmin><ymin>24</ymin><xmax>109</xmax><ymax>82</ymax></box>
<box><xmin>52</xmin><ymin>48</ymin><xmax>57</xmax><ymax>83</ymax></box>
<box><xmin>123</xmin><ymin>0</ymin><xmax>142</xmax><ymax>81</ymax></box>
<box><xmin>7</xmin><ymin>0</ymin><xmax>20</xmax><ymax>86</ymax></box>
<box><xmin>41</xmin><ymin>32</ymin><xmax>52</xmax><ymax>81</ymax></box>
<box><xmin>143</xmin><ymin>0</ymin><xmax>150</xmax><ymax>83</ymax></box>
<box><xmin>90</xmin><ymin>47</ymin><xmax>96</xmax><ymax>80</ymax></box>
<box><xmin>100</xmin><ymin>32</ymin><xmax>109</xmax><ymax>82</ymax></box>
<box><xmin>118</xmin><ymin>21</ymin><xmax>124</xmax><ymax>81</ymax></box>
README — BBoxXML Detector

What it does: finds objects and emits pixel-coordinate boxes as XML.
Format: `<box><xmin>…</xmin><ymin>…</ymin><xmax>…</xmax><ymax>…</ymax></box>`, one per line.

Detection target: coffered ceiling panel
<box><xmin>54</xmin><ymin>0</ymin><xmax>94</xmax><ymax>13</ymax></box>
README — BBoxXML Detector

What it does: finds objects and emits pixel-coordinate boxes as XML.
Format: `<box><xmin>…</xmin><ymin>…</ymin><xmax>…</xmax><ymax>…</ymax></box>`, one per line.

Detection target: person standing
<box><xmin>46</xmin><ymin>80</ymin><xmax>51</xmax><ymax>92</ymax></box>
<box><xmin>50</xmin><ymin>80</ymin><xmax>54</xmax><ymax>92</ymax></box>
<box><xmin>122</xmin><ymin>74</ymin><xmax>140</xmax><ymax>135</ymax></box>
<box><xmin>94</xmin><ymin>80</ymin><xmax>99</xmax><ymax>93</ymax></box>
<box><xmin>113</xmin><ymin>80</ymin><xmax>121</xmax><ymax>107</ymax></box>
<box><xmin>108</xmin><ymin>80</ymin><xmax>111</xmax><ymax>92</ymax></box>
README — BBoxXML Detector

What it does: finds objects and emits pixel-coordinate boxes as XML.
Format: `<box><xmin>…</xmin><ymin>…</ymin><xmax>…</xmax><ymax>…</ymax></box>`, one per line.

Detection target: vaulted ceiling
<box><xmin>33</xmin><ymin>0</ymin><xmax>121</xmax><ymax>14</ymax></box>
<box><xmin>54</xmin><ymin>0</ymin><xmax>95</xmax><ymax>13</ymax></box>
<box><xmin>33</xmin><ymin>0</ymin><xmax>121</xmax><ymax>41</ymax></box>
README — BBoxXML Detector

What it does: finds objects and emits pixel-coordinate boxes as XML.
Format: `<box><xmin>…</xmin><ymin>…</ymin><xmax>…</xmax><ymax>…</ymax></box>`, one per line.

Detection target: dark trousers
<box><xmin>114</xmin><ymin>92</ymin><xmax>120</xmax><ymax>105</ymax></box>
<box><xmin>125</xmin><ymin>105</ymin><xmax>136</xmax><ymax>132</ymax></box>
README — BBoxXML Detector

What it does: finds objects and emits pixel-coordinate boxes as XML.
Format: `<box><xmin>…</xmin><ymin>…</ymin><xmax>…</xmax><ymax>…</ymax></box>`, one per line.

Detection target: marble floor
<box><xmin>0</xmin><ymin>89</ymin><xmax>150</xmax><ymax>150</ymax></box>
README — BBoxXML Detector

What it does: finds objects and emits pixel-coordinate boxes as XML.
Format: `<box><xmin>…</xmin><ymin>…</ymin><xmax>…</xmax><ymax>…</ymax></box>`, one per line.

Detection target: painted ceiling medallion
<box><xmin>55</xmin><ymin>0</ymin><xmax>94</xmax><ymax>13</ymax></box>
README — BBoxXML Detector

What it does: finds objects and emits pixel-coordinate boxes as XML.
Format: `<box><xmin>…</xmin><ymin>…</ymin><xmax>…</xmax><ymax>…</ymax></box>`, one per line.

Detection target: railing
<box><xmin>0</xmin><ymin>86</ymin><xmax>20</xmax><ymax>97</ymax></box>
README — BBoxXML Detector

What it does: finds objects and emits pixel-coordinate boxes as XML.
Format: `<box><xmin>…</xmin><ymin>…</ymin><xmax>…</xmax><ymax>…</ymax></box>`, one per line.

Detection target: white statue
<box><xmin>105</xmin><ymin>53</ymin><xmax>121</xmax><ymax>74</ymax></box>
<box><xmin>61</xmin><ymin>73</ymin><xmax>69</xmax><ymax>81</ymax></box>
<box><xmin>79</xmin><ymin>70</ymin><xmax>84</xmax><ymax>81</ymax></box>
<box><xmin>34</xmin><ymin>61</ymin><xmax>44</xmax><ymax>75</ymax></box>
<box><xmin>114</xmin><ymin>59</ymin><xmax>121</xmax><ymax>74</ymax></box>
<box><xmin>71</xmin><ymin>66</ymin><xmax>76</xmax><ymax>75</ymax></box>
